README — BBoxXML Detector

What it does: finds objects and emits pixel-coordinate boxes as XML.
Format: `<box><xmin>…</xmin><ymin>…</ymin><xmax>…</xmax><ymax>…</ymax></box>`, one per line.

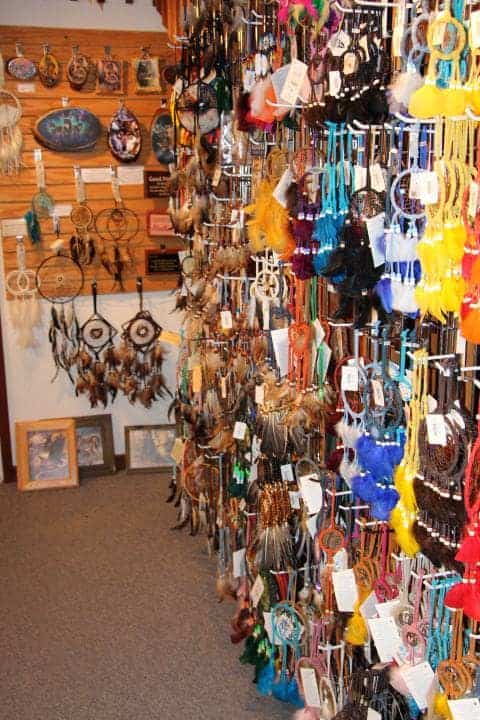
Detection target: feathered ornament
<box><xmin>388</xmin><ymin>66</ymin><xmax>424</xmax><ymax>115</ymax></box>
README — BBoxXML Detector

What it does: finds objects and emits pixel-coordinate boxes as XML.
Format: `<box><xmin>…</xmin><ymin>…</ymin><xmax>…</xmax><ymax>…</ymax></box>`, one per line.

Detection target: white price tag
<box><xmin>300</xmin><ymin>668</ymin><xmax>322</xmax><ymax>708</ymax></box>
<box><xmin>360</xmin><ymin>592</ymin><xmax>378</xmax><ymax>620</ymax></box>
<box><xmin>299</xmin><ymin>475</ymin><xmax>323</xmax><ymax>514</ymax></box>
<box><xmin>448</xmin><ymin>698</ymin><xmax>480</xmax><ymax>720</ymax></box>
<box><xmin>370</xmin><ymin>163</ymin><xmax>385</xmax><ymax>192</ymax></box>
<box><xmin>368</xmin><ymin>709</ymin><xmax>382</xmax><ymax>720</ymax></box>
<box><xmin>271</xmin><ymin>328</ymin><xmax>290</xmax><ymax>377</ymax></box>
<box><xmin>307</xmin><ymin>513</ymin><xmax>319</xmax><ymax>539</ymax></box>
<box><xmin>313</xmin><ymin>318</ymin><xmax>325</xmax><ymax>346</ymax></box>
<box><xmin>399</xmin><ymin>383</ymin><xmax>412</xmax><ymax>402</ymax></box>
<box><xmin>332</xmin><ymin>569</ymin><xmax>359</xmax><ymax>612</ymax></box>
<box><xmin>328</xmin><ymin>30</ymin><xmax>350</xmax><ymax>56</ymax></box>
<box><xmin>117</xmin><ymin>165</ymin><xmax>144</xmax><ymax>185</ymax></box>
<box><xmin>371</xmin><ymin>379</ymin><xmax>384</xmax><ymax>407</ymax></box>
<box><xmin>212</xmin><ymin>165</ymin><xmax>222</xmax><ymax>187</ymax></box>
<box><xmin>281</xmin><ymin>464</ymin><xmax>294</xmax><ymax>483</ymax></box>
<box><xmin>272</xmin><ymin>168</ymin><xmax>293</xmax><ymax>208</ymax></box>
<box><xmin>426</xmin><ymin>414</ymin><xmax>447</xmax><ymax>446</ymax></box>
<box><xmin>280</xmin><ymin>59</ymin><xmax>308</xmax><ymax>105</ymax></box>
<box><xmin>328</xmin><ymin>70</ymin><xmax>342</xmax><ymax>97</ymax></box>
<box><xmin>341</xmin><ymin>365</ymin><xmax>359</xmax><ymax>392</ymax></box>
<box><xmin>220</xmin><ymin>310</ymin><xmax>233</xmax><ymax>329</ymax></box>
<box><xmin>289</xmin><ymin>491</ymin><xmax>301</xmax><ymax>509</ymax></box>
<box><xmin>233</xmin><ymin>421</ymin><xmax>247</xmax><ymax>441</ymax></box>
<box><xmin>468</xmin><ymin>181</ymin><xmax>479</xmax><ymax>217</ymax></box>
<box><xmin>81</xmin><ymin>167</ymin><xmax>112</xmax><ymax>183</ymax></box>
<box><xmin>354</xmin><ymin>165</ymin><xmax>367</xmax><ymax>191</ymax></box>
<box><xmin>368</xmin><ymin>617</ymin><xmax>401</xmax><ymax>662</ymax></box>
<box><xmin>255</xmin><ymin>384</ymin><xmax>265</xmax><ymax>405</ymax></box>
<box><xmin>233</xmin><ymin>548</ymin><xmax>246</xmax><ymax>578</ymax></box>
<box><xmin>471</xmin><ymin>11</ymin><xmax>480</xmax><ymax>48</ymax></box>
<box><xmin>427</xmin><ymin>394</ymin><xmax>438</xmax><ymax>413</ymax></box>
<box><xmin>333</xmin><ymin>547</ymin><xmax>349</xmax><ymax>572</ymax></box>
<box><xmin>263</xmin><ymin>611</ymin><xmax>282</xmax><ymax>645</ymax></box>
<box><xmin>400</xmin><ymin>662</ymin><xmax>434</xmax><ymax>711</ymax></box>
<box><xmin>51</xmin><ymin>203</ymin><xmax>72</xmax><ymax>218</ymax></box>
<box><xmin>417</xmin><ymin>171</ymin><xmax>439</xmax><ymax>205</ymax></box>
<box><xmin>375</xmin><ymin>599</ymin><xmax>401</xmax><ymax>618</ymax></box>
<box><xmin>250</xmin><ymin>575</ymin><xmax>264</xmax><ymax>608</ymax></box>
<box><xmin>220</xmin><ymin>376</ymin><xmax>227</xmax><ymax>399</ymax></box>
<box><xmin>366</xmin><ymin>213</ymin><xmax>386</xmax><ymax>267</ymax></box>
<box><xmin>16</xmin><ymin>82</ymin><xmax>36</xmax><ymax>93</ymax></box>
<box><xmin>1</xmin><ymin>218</ymin><xmax>27</xmax><ymax>236</ymax></box>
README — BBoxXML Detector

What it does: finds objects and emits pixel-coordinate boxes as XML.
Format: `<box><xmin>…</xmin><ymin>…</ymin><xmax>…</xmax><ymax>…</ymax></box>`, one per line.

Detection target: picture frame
<box><xmin>125</xmin><ymin>424</ymin><xmax>176</xmax><ymax>473</ymax></box>
<box><xmin>146</xmin><ymin>211</ymin><xmax>174</xmax><ymax>237</ymax></box>
<box><xmin>16</xmin><ymin>418</ymin><xmax>78</xmax><ymax>491</ymax></box>
<box><xmin>133</xmin><ymin>54</ymin><xmax>161</xmax><ymax>94</ymax></box>
<box><xmin>74</xmin><ymin>414</ymin><xmax>116</xmax><ymax>479</ymax></box>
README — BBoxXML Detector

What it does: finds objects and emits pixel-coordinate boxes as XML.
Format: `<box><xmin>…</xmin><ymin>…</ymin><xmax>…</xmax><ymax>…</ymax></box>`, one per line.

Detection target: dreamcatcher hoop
<box><xmin>35</xmin><ymin>252</ymin><xmax>84</xmax><ymax>303</ymax></box>
<box><xmin>80</xmin><ymin>281</ymin><xmax>117</xmax><ymax>355</ymax></box>
<box><xmin>6</xmin><ymin>236</ymin><xmax>37</xmax><ymax>298</ymax></box>
<box><xmin>121</xmin><ymin>277</ymin><xmax>162</xmax><ymax>352</ymax></box>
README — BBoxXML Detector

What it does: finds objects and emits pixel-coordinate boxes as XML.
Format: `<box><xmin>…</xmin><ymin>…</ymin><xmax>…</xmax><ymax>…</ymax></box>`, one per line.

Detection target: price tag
<box><xmin>354</xmin><ymin>165</ymin><xmax>367</xmax><ymax>191</ymax></box>
<box><xmin>400</xmin><ymin>662</ymin><xmax>434</xmax><ymax>711</ymax></box>
<box><xmin>371</xmin><ymin>379</ymin><xmax>384</xmax><ymax>407</ymax></box>
<box><xmin>328</xmin><ymin>30</ymin><xmax>350</xmax><ymax>56</ymax></box>
<box><xmin>299</xmin><ymin>474</ymin><xmax>323</xmax><ymax>514</ymax></box>
<box><xmin>333</xmin><ymin>547</ymin><xmax>349</xmax><ymax>572</ymax></box>
<box><xmin>417</xmin><ymin>171</ymin><xmax>439</xmax><ymax>205</ymax></box>
<box><xmin>51</xmin><ymin>203</ymin><xmax>73</xmax><ymax>218</ymax></box>
<box><xmin>313</xmin><ymin>318</ymin><xmax>325</xmax><ymax>346</ymax></box>
<box><xmin>328</xmin><ymin>70</ymin><xmax>342</xmax><ymax>97</ymax></box>
<box><xmin>220</xmin><ymin>376</ymin><xmax>227</xmax><ymax>399</ymax></box>
<box><xmin>233</xmin><ymin>548</ymin><xmax>246</xmax><ymax>578</ymax></box>
<box><xmin>343</xmin><ymin>52</ymin><xmax>357</xmax><ymax>75</ymax></box>
<box><xmin>370</xmin><ymin>163</ymin><xmax>385</xmax><ymax>192</ymax></box>
<box><xmin>249</xmin><ymin>462</ymin><xmax>258</xmax><ymax>483</ymax></box>
<box><xmin>273</xmin><ymin>168</ymin><xmax>293</xmax><ymax>208</ymax></box>
<box><xmin>427</xmin><ymin>394</ymin><xmax>438</xmax><ymax>413</ymax></box>
<box><xmin>289</xmin><ymin>490</ymin><xmax>301</xmax><ymax>509</ymax></box>
<box><xmin>117</xmin><ymin>165</ymin><xmax>144</xmax><ymax>185</ymax></box>
<box><xmin>220</xmin><ymin>310</ymin><xmax>233</xmax><ymax>329</ymax></box>
<box><xmin>16</xmin><ymin>82</ymin><xmax>36</xmax><ymax>93</ymax></box>
<box><xmin>471</xmin><ymin>11</ymin><xmax>480</xmax><ymax>48</ymax></box>
<box><xmin>233</xmin><ymin>421</ymin><xmax>247</xmax><ymax>441</ymax></box>
<box><xmin>250</xmin><ymin>575</ymin><xmax>265</xmax><ymax>608</ymax></box>
<box><xmin>368</xmin><ymin>709</ymin><xmax>382</xmax><ymax>720</ymax></box>
<box><xmin>306</xmin><ymin>513</ymin><xmax>319</xmax><ymax>539</ymax></box>
<box><xmin>433</xmin><ymin>20</ymin><xmax>447</xmax><ymax>47</ymax></box>
<box><xmin>81</xmin><ymin>167</ymin><xmax>112</xmax><ymax>183</ymax></box>
<box><xmin>1</xmin><ymin>218</ymin><xmax>27</xmax><ymax>236</ymax></box>
<box><xmin>360</xmin><ymin>591</ymin><xmax>378</xmax><ymax>620</ymax></box>
<box><xmin>375</xmin><ymin>599</ymin><xmax>401</xmax><ymax>618</ymax></box>
<box><xmin>300</xmin><ymin>668</ymin><xmax>321</xmax><ymax>708</ymax></box>
<box><xmin>263</xmin><ymin>611</ymin><xmax>282</xmax><ymax>645</ymax></box>
<box><xmin>192</xmin><ymin>365</ymin><xmax>202</xmax><ymax>393</ymax></box>
<box><xmin>469</xmin><ymin>181</ymin><xmax>479</xmax><ymax>217</ymax></box>
<box><xmin>255</xmin><ymin>384</ymin><xmax>265</xmax><ymax>405</ymax></box>
<box><xmin>332</xmin><ymin>569</ymin><xmax>359</xmax><ymax>612</ymax></box>
<box><xmin>212</xmin><ymin>165</ymin><xmax>222</xmax><ymax>187</ymax></box>
<box><xmin>368</xmin><ymin>617</ymin><xmax>401</xmax><ymax>662</ymax></box>
<box><xmin>341</xmin><ymin>365</ymin><xmax>359</xmax><ymax>392</ymax></box>
<box><xmin>399</xmin><ymin>383</ymin><xmax>412</xmax><ymax>402</ymax></box>
<box><xmin>448</xmin><ymin>698</ymin><xmax>480</xmax><ymax>720</ymax></box>
<box><xmin>281</xmin><ymin>59</ymin><xmax>308</xmax><ymax>105</ymax></box>
<box><xmin>409</xmin><ymin>171</ymin><xmax>422</xmax><ymax>200</ymax></box>
<box><xmin>366</xmin><ymin>213</ymin><xmax>386</xmax><ymax>267</ymax></box>
<box><xmin>280</xmin><ymin>464</ymin><xmax>294</xmax><ymax>483</ymax></box>
<box><xmin>426</xmin><ymin>414</ymin><xmax>447</xmax><ymax>446</ymax></box>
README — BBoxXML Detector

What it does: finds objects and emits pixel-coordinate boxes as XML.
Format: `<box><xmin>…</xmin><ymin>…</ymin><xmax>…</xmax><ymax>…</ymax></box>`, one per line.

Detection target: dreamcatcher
<box><xmin>0</xmin><ymin>90</ymin><xmax>23</xmax><ymax>175</ymax></box>
<box><xmin>118</xmin><ymin>278</ymin><xmax>172</xmax><ymax>408</ymax></box>
<box><xmin>94</xmin><ymin>199</ymin><xmax>139</xmax><ymax>290</ymax></box>
<box><xmin>36</xmin><ymin>246</ymin><xmax>84</xmax><ymax>381</ymax></box>
<box><xmin>6</xmin><ymin>235</ymin><xmax>42</xmax><ymax>349</ymax></box>
<box><xmin>175</xmin><ymin>80</ymin><xmax>220</xmax><ymax>136</ymax></box>
<box><xmin>76</xmin><ymin>282</ymin><xmax>119</xmax><ymax>408</ymax></box>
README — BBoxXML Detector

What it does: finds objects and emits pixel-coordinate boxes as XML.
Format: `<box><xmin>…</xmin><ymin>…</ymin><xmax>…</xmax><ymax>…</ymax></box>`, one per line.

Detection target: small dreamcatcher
<box><xmin>175</xmin><ymin>80</ymin><xmax>220</xmax><ymax>136</ymax></box>
<box><xmin>6</xmin><ymin>235</ymin><xmax>42</xmax><ymax>349</ymax></box>
<box><xmin>94</xmin><ymin>201</ymin><xmax>139</xmax><ymax>290</ymax></box>
<box><xmin>118</xmin><ymin>278</ymin><xmax>172</xmax><ymax>408</ymax></box>
<box><xmin>76</xmin><ymin>282</ymin><xmax>119</xmax><ymax>408</ymax></box>
<box><xmin>70</xmin><ymin>202</ymin><xmax>95</xmax><ymax>266</ymax></box>
<box><xmin>0</xmin><ymin>90</ymin><xmax>23</xmax><ymax>175</ymax></box>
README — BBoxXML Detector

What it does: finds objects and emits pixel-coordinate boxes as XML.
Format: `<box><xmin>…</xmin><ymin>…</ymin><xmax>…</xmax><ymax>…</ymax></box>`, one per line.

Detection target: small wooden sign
<box><xmin>144</xmin><ymin>170</ymin><xmax>170</xmax><ymax>198</ymax></box>
<box><xmin>145</xmin><ymin>249</ymin><xmax>180</xmax><ymax>276</ymax></box>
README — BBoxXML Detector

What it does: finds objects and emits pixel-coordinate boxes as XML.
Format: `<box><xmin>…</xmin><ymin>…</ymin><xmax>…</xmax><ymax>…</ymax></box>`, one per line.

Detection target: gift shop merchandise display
<box><xmin>165</xmin><ymin>1</ymin><xmax>480</xmax><ymax>719</ymax></box>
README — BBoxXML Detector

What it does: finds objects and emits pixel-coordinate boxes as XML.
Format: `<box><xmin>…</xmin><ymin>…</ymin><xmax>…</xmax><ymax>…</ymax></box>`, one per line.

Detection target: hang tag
<box><xmin>426</xmin><ymin>414</ymin><xmax>447</xmax><ymax>446</ymax></box>
<box><xmin>250</xmin><ymin>575</ymin><xmax>265</xmax><ymax>608</ymax></box>
<box><xmin>328</xmin><ymin>30</ymin><xmax>350</xmax><ymax>57</ymax></box>
<box><xmin>408</xmin><ymin>171</ymin><xmax>422</xmax><ymax>200</ymax></box>
<box><xmin>367</xmin><ymin>709</ymin><xmax>382</xmax><ymax>720</ymax></box>
<box><xmin>448</xmin><ymin>698</ymin><xmax>480</xmax><ymax>720</ymax></box>
<box><xmin>73</xmin><ymin>165</ymin><xmax>86</xmax><ymax>204</ymax></box>
<box><xmin>212</xmin><ymin>165</ymin><xmax>222</xmax><ymax>187</ymax></box>
<box><xmin>192</xmin><ymin>365</ymin><xmax>202</xmax><ymax>393</ymax></box>
<box><xmin>17</xmin><ymin>82</ymin><xmax>36</xmax><ymax>93</ymax></box>
<box><xmin>354</xmin><ymin>165</ymin><xmax>367</xmax><ymax>191</ymax></box>
<box><xmin>280</xmin><ymin>58</ymin><xmax>308</xmax><ymax>105</ymax></box>
<box><xmin>359</xmin><ymin>35</ymin><xmax>370</xmax><ymax>62</ymax></box>
<box><xmin>343</xmin><ymin>52</ymin><xmax>357</xmax><ymax>75</ymax></box>
<box><xmin>281</xmin><ymin>464</ymin><xmax>294</xmax><ymax>483</ymax></box>
<box><xmin>375</xmin><ymin>599</ymin><xmax>401</xmax><ymax>618</ymax></box>
<box><xmin>341</xmin><ymin>366</ymin><xmax>359</xmax><ymax>392</ymax></box>
<box><xmin>233</xmin><ymin>548</ymin><xmax>246</xmax><ymax>578</ymax></box>
<box><xmin>272</xmin><ymin>168</ymin><xmax>293</xmax><ymax>208</ymax></box>
<box><xmin>81</xmin><ymin>167</ymin><xmax>112</xmax><ymax>184</ymax></box>
<box><xmin>368</xmin><ymin>617</ymin><xmax>401</xmax><ymax>662</ymax></box>
<box><xmin>313</xmin><ymin>318</ymin><xmax>325</xmax><ymax>346</ymax></box>
<box><xmin>249</xmin><ymin>462</ymin><xmax>258</xmax><ymax>483</ymax></box>
<box><xmin>262</xmin><ymin>299</ymin><xmax>270</xmax><ymax>330</ymax></box>
<box><xmin>468</xmin><ymin>181</ymin><xmax>479</xmax><ymax>217</ymax></box>
<box><xmin>370</xmin><ymin>163</ymin><xmax>385</xmax><ymax>192</ymax></box>
<box><xmin>400</xmin><ymin>662</ymin><xmax>434</xmax><ymax>711</ymax></box>
<box><xmin>417</xmin><ymin>171</ymin><xmax>439</xmax><ymax>205</ymax></box>
<box><xmin>34</xmin><ymin>150</ymin><xmax>46</xmax><ymax>190</ymax></box>
<box><xmin>1</xmin><ymin>218</ymin><xmax>27</xmax><ymax>236</ymax></box>
<box><xmin>427</xmin><ymin>394</ymin><xmax>438</xmax><ymax>413</ymax></box>
<box><xmin>233</xmin><ymin>421</ymin><xmax>247</xmax><ymax>441</ymax></box>
<box><xmin>371</xmin><ymin>379</ymin><xmax>384</xmax><ymax>407</ymax></box>
<box><xmin>332</xmin><ymin>569</ymin><xmax>359</xmax><ymax>612</ymax></box>
<box><xmin>271</xmin><ymin>328</ymin><xmax>289</xmax><ymax>377</ymax></box>
<box><xmin>333</xmin><ymin>547</ymin><xmax>349</xmax><ymax>572</ymax></box>
<box><xmin>471</xmin><ymin>11</ymin><xmax>480</xmax><ymax>48</ymax></box>
<box><xmin>220</xmin><ymin>310</ymin><xmax>233</xmax><ymax>329</ymax></box>
<box><xmin>220</xmin><ymin>376</ymin><xmax>227</xmax><ymax>399</ymax></box>
<box><xmin>51</xmin><ymin>203</ymin><xmax>72</xmax><ymax>218</ymax></box>
<box><xmin>255</xmin><ymin>384</ymin><xmax>265</xmax><ymax>405</ymax></box>
<box><xmin>328</xmin><ymin>70</ymin><xmax>342</xmax><ymax>97</ymax></box>
<box><xmin>300</xmin><ymin>668</ymin><xmax>322</xmax><ymax>708</ymax></box>
<box><xmin>299</xmin><ymin>475</ymin><xmax>323</xmax><ymax>514</ymax></box>
<box><xmin>170</xmin><ymin>438</ymin><xmax>184</xmax><ymax>465</ymax></box>
<box><xmin>111</xmin><ymin>175</ymin><xmax>122</xmax><ymax>203</ymax></box>
<box><xmin>448</xmin><ymin>408</ymin><xmax>465</xmax><ymax>431</ymax></box>
<box><xmin>360</xmin><ymin>591</ymin><xmax>378</xmax><ymax>620</ymax></box>
<box><xmin>306</xmin><ymin>513</ymin><xmax>319</xmax><ymax>539</ymax></box>
<box><xmin>399</xmin><ymin>383</ymin><xmax>412</xmax><ymax>402</ymax></box>
<box><xmin>433</xmin><ymin>20</ymin><xmax>447</xmax><ymax>47</ymax></box>
<box><xmin>263</xmin><ymin>611</ymin><xmax>282</xmax><ymax>645</ymax></box>
<box><xmin>320</xmin><ymin>342</ymin><xmax>332</xmax><ymax>383</ymax></box>
<box><xmin>289</xmin><ymin>490</ymin><xmax>301</xmax><ymax>509</ymax></box>
<box><xmin>456</xmin><ymin>332</ymin><xmax>466</xmax><ymax>356</ymax></box>
<box><xmin>366</xmin><ymin>213</ymin><xmax>386</xmax><ymax>267</ymax></box>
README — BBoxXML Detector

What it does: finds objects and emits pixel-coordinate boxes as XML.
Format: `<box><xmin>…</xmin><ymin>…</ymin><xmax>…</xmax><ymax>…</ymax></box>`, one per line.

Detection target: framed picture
<box><xmin>16</xmin><ymin>418</ymin><xmax>78</xmax><ymax>491</ymax></box>
<box><xmin>74</xmin><ymin>414</ymin><xmax>116</xmax><ymax>479</ymax></box>
<box><xmin>125</xmin><ymin>424</ymin><xmax>176</xmax><ymax>473</ymax></box>
<box><xmin>133</xmin><ymin>54</ymin><xmax>161</xmax><ymax>94</ymax></box>
<box><xmin>147</xmin><ymin>211</ymin><xmax>174</xmax><ymax>237</ymax></box>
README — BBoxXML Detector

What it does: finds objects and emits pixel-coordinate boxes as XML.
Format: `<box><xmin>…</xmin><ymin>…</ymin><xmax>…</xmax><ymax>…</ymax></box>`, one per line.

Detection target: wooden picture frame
<box><xmin>74</xmin><ymin>414</ymin><xmax>116</xmax><ymax>479</ymax></box>
<box><xmin>125</xmin><ymin>424</ymin><xmax>176</xmax><ymax>473</ymax></box>
<box><xmin>16</xmin><ymin>418</ymin><xmax>78</xmax><ymax>491</ymax></box>
<box><xmin>146</xmin><ymin>211</ymin><xmax>174</xmax><ymax>237</ymax></box>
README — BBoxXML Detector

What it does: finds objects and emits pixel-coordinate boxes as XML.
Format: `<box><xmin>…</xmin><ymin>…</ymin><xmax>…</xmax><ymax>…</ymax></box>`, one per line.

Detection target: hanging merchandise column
<box><xmin>166</xmin><ymin>1</ymin><xmax>480</xmax><ymax>719</ymax></box>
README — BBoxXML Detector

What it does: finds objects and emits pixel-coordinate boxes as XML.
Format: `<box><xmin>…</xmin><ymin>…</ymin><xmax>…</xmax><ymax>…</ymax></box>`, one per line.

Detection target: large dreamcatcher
<box><xmin>94</xmin><ymin>201</ymin><xmax>140</xmax><ymax>290</ymax></box>
<box><xmin>76</xmin><ymin>282</ymin><xmax>119</xmax><ymax>408</ymax></box>
<box><xmin>118</xmin><ymin>278</ymin><xmax>172</xmax><ymax>408</ymax></box>
<box><xmin>35</xmin><ymin>247</ymin><xmax>84</xmax><ymax>381</ymax></box>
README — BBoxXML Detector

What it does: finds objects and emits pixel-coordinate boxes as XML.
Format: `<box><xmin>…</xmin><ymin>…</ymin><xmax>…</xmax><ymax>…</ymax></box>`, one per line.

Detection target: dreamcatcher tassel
<box><xmin>460</xmin><ymin>306</ymin><xmax>480</xmax><ymax>343</ymax></box>
<box><xmin>390</xmin><ymin>505</ymin><xmax>420</xmax><ymax>557</ymax></box>
<box><xmin>432</xmin><ymin>691</ymin><xmax>453</xmax><ymax>719</ymax></box>
<box><xmin>257</xmin><ymin>658</ymin><xmax>275</xmax><ymax>696</ymax></box>
<box><xmin>444</xmin><ymin>578</ymin><xmax>465</xmax><ymax>609</ymax></box>
<box><xmin>345</xmin><ymin>600</ymin><xmax>369</xmax><ymax>644</ymax></box>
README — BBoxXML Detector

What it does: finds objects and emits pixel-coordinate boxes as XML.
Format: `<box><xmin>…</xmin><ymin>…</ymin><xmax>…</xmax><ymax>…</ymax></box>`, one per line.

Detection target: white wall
<box><xmin>0</xmin><ymin>0</ymin><xmax>165</xmax><ymax>32</ymax></box>
<box><xmin>1</xmin><ymin>287</ymin><xmax>181</xmax><ymax>461</ymax></box>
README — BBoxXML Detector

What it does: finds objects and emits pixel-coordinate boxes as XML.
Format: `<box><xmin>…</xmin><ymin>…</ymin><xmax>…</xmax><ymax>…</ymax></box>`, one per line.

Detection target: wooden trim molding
<box><xmin>0</xmin><ymin>312</ymin><xmax>14</xmax><ymax>482</ymax></box>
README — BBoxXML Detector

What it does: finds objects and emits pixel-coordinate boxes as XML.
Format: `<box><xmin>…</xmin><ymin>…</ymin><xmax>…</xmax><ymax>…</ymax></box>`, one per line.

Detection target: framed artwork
<box><xmin>133</xmin><ymin>51</ymin><xmax>161</xmax><ymax>93</ymax></box>
<box><xmin>125</xmin><ymin>424</ymin><xmax>176</xmax><ymax>473</ymax></box>
<box><xmin>147</xmin><ymin>212</ymin><xmax>174</xmax><ymax>237</ymax></box>
<box><xmin>96</xmin><ymin>49</ymin><xmax>123</xmax><ymax>94</ymax></box>
<box><xmin>16</xmin><ymin>418</ymin><xmax>78</xmax><ymax>491</ymax></box>
<box><xmin>74</xmin><ymin>414</ymin><xmax>116</xmax><ymax>479</ymax></box>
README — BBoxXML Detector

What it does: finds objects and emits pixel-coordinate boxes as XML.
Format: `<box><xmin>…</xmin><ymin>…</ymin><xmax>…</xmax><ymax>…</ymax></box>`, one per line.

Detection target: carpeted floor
<box><xmin>0</xmin><ymin>473</ymin><xmax>293</xmax><ymax>720</ymax></box>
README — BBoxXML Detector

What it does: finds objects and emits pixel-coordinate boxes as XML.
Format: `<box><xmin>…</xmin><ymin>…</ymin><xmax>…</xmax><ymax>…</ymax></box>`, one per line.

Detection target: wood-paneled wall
<box><xmin>0</xmin><ymin>25</ymin><xmax>178</xmax><ymax>297</ymax></box>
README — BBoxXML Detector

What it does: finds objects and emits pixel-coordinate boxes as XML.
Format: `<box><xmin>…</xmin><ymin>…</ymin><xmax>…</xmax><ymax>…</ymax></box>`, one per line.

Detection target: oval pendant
<box><xmin>7</xmin><ymin>56</ymin><xmax>37</xmax><ymax>80</ymax></box>
<box><xmin>108</xmin><ymin>105</ymin><xmax>142</xmax><ymax>162</ymax></box>
<box><xmin>38</xmin><ymin>48</ymin><xmax>60</xmax><ymax>88</ymax></box>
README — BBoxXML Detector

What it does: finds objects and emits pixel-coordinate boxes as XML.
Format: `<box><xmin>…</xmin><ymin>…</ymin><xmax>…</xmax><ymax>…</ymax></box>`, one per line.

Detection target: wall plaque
<box><xmin>145</xmin><ymin>249</ymin><xmax>180</xmax><ymax>276</ymax></box>
<box><xmin>144</xmin><ymin>170</ymin><xmax>170</xmax><ymax>198</ymax></box>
